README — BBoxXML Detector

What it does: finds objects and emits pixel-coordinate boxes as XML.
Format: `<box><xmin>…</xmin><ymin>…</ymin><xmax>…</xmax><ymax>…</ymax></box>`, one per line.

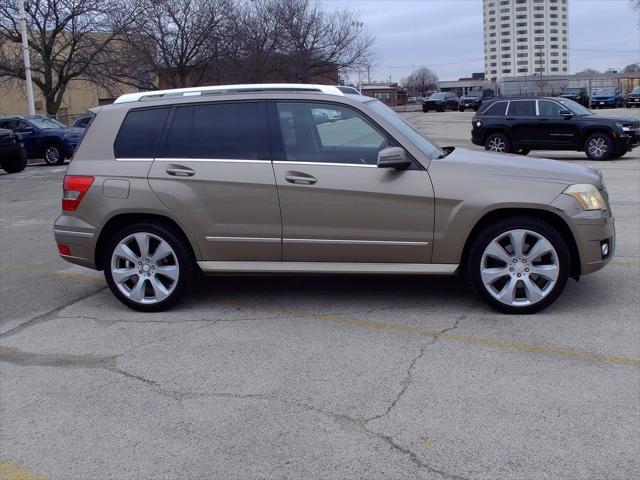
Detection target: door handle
<box><xmin>166</xmin><ymin>166</ymin><xmax>195</xmax><ymax>177</ymax></box>
<box><xmin>285</xmin><ymin>172</ymin><xmax>317</xmax><ymax>185</ymax></box>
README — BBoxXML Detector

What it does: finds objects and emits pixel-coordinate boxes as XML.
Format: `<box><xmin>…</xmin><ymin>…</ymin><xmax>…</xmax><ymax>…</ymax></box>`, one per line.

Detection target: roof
<box><xmin>114</xmin><ymin>83</ymin><xmax>344</xmax><ymax>104</ymax></box>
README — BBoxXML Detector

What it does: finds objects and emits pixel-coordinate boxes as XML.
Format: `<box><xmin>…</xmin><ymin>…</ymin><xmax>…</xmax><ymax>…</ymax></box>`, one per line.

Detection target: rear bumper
<box><xmin>53</xmin><ymin>214</ymin><xmax>98</xmax><ymax>269</ymax></box>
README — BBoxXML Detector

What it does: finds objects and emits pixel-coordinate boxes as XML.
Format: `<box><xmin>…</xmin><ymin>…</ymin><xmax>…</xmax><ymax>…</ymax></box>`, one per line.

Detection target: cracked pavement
<box><xmin>1</xmin><ymin>110</ymin><xmax>639</xmax><ymax>479</ymax></box>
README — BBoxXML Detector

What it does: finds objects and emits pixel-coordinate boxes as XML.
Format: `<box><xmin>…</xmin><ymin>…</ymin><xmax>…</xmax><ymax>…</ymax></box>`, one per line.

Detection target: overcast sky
<box><xmin>321</xmin><ymin>0</ymin><xmax>640</xmax><ymax>83</ymax></box>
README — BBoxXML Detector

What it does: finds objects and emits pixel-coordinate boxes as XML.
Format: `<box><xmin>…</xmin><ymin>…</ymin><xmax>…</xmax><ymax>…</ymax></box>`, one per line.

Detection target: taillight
<box><xmin>62</xmin><ymin>175</ymin><xmax>94</xmax><ymax>211</ymax></box>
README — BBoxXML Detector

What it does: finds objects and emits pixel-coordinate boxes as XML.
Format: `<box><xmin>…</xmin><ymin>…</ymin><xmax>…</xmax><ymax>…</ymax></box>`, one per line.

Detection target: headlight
<box><xmin>564</xmin><ymin>184</ymin><xmax>606</xmax><ymax>210</ymax></box>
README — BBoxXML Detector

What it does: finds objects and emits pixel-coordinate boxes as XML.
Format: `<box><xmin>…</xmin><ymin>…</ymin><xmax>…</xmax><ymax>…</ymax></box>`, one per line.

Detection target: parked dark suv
<box><xmin>422</xmin><ymin>92</ymin><xmax>459</xmax><ymax>112</ymax></box>
<box><xmin>0</xmin><ymin>115</ymin><xmax>85</xmax><ymax>165</ymax></box>
<box><xmin>0</xmin><ymin>128</ymin><xmax>27</xmax><ymax>173</ymax></box>
<box><xmin>560</xmin><ymin>87</ymin><xmax>589</xmax><ymax>108</ymax></box>
<box><xmin>625</xmin><ymin>86</ymin><xmax>640</xmax><ymax>108</ymax></box>
<box><xmin>459</xmin><ymin>89</ymin><xmax>494</xmax><ymax>111</ymax></box>
<box><xmin>471</xmin><ymin>97</ymin><xmax>639</xmax><ymax>160</ymax></box>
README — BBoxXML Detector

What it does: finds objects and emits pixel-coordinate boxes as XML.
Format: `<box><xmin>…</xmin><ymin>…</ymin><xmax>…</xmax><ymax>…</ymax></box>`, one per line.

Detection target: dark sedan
<box><xmin>422</xmin><ymin>92</ymin><xmax>459</xmax><ymax>112</ymax></box>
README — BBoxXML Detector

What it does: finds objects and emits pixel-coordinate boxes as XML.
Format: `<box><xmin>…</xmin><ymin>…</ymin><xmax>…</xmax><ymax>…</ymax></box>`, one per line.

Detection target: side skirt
<box><xmin>197</xmin><ymin>261</ymin><xmax>459</xmax><ymax>275</ymax></box>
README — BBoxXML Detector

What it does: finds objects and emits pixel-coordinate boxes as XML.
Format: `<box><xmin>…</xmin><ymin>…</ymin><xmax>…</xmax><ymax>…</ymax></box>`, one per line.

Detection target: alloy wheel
<box><xmin>110</xmin><ymin>232</ymin><xmax>180</xmax><ymax>304</ymax></box>
<box><xmin>587</xmin><ymin>137</ymin><xmax>608</xmax><ymax>159</ymax></box>
<box><xmin>487</xmin><ymin>137</ymin><xmax>506</xmax><ymax>152</ymax></box>
<box><xmin>44</xmin><ymin>145</ymin><xmax>61</xmax><ymax>164</ymax></box>
<box><xmin>480</xmin><ymin>229</ymin><xmax>559</xmax><ymax>307</ymax></box>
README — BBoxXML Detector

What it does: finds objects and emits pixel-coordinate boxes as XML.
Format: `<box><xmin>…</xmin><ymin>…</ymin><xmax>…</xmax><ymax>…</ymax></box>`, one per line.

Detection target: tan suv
<box><xmin>54</xmin><ymin>84</ymin><xmax>615</xmax><ymax>314</ymax></box>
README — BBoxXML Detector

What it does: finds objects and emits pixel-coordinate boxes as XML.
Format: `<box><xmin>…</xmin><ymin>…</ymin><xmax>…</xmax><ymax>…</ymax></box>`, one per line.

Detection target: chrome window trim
<box><xmin>115</xmin><ymin>158</ymin><xmax>153</xmax><ymax>162</ymax></box>
<box><xmin>155</xmin><ymin>158</ymin><xmax>271</xmax><ymax>164</ymax></box>
<box><xmin>274</xmin><ymin>161</ymin><xmax>377</xmax><ymax>168</ymax></box>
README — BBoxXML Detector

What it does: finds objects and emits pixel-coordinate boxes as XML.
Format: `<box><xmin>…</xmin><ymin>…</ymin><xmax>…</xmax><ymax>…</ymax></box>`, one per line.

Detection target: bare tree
<box><xmin>112</xmin><ymin>0</ymin><xmax>236</xmax><ymax>89</ymax></box>
<box><xmin>402</xmin><ymin>66</ymin><xmax>438</xmax><ymax>96</ymax></box>
<box><xmin>575</xmin><ymin>68</ymin><xmax>602</xmax><ymax>75</ymax></box>
<box><xmin>0</xmin><ymin>0</ymin><xmax>135</xmax><ymax>114</ymax></box>
<box><xmin>276</xmin><ymin>0</ymin><xmax>374</xmax><ymax>83</ymax></box>
<box><xmin>623</xmin><ymin>63</ymin><xmax>639</xmax><ymax>73</ymax></box>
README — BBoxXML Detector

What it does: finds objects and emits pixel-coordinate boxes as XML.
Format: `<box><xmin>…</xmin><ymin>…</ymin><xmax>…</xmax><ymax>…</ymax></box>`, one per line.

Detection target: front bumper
<box><xmin>591</xmin><ymin>98</ymin><xmax>616</xmax><ymax>106</ymax></box>
<box><xmin>614</xmin><ymin>127</ymin><xmax>640</xmax><ymax>151</ymax></box>
<box><xmin>549</xmin><ymin>194</ymin><xmax>615</xmax><ymax>275</ymax></box>
<box><xmin>625</xmin><ymin>97</ymin><xmax>640</xmax><ymax>106</ymax></box>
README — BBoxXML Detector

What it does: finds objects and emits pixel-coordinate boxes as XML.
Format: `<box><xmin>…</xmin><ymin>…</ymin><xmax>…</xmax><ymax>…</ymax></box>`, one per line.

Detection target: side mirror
<box><xmin>377</xmin><ymin>147</ymin><xmax>411</xmax><ymax>169</ymax></box>
<box><xmin>559</xmin><ymin>110</ymin><xmax>573</xmax><ymax>119</ymax></box>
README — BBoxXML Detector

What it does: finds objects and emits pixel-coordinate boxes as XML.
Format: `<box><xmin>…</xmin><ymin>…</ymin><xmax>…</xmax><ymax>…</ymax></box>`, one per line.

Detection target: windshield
<box><xmin>26</xmin><ymin>116</ymin><xmax>66</xmax><ymax>129</ymax></box>
<box><xmin>557</xmin><ymin>98</ymin><xmax>593</xmax><ymax>116</ymax></box>
<box><xmin>429</xmin><ymin>93</ymin><xmax>446</xmax><ymax>99</ymax></box>
<box><xmin>594</xmin><ymin>88</ymin><xmax>615</xmax><ymax>95</ymax></box>
<box><xmin>466</xmin><ymin>91</ymin><xmax>483</xmax><ymax>97</ymax></box>
<box><xmin>366</xmin><ymin>99</ymin><xmax>444</xmax><ymax>160</ymax></box>
<box><xmin>631</xmin><ymin>87</ymin><xmax>640</xmax><ymax>94</ymax></box>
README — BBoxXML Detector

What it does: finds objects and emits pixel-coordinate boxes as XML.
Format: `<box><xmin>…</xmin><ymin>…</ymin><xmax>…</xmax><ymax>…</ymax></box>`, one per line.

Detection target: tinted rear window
<box><xmin>114</xmin><ymin>107</ymin><xmax>170</xmax><ymax>158</ymax></box>
<box><xmin>508</xmin><ymin>100</ymin><xmax>536</xmax><ymax>116</ymax></box>
<box><xmin>160</xmin><ymin>102</ymin><xmax>267</xmax><ymax>160</ymax></box>
<box><xmin>481</xmin><ymin>101</ymin><xmax>507</xmax><ymax>115</ymax></box>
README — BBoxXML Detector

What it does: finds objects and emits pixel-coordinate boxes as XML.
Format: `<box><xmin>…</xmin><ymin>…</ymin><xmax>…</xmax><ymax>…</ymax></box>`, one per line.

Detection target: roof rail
<box><xmin>114</xmin><ymin>83</ymin><xmax>344</xmax><ymax>104</ymax></box>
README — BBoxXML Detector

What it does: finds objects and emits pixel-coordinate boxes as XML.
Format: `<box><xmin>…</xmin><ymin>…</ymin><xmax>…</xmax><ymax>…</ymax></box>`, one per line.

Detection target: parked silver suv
<box><xmin>54</xmin><ymin>84</ymin><xmax>615</xmax><ymax>313</ymax></box>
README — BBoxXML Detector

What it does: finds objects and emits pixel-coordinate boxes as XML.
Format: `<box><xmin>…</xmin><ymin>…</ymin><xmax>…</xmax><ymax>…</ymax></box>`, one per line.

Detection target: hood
<box><xmin>461</xmin><ymin>96</ymin><xmax>482</xmax><ymax>101</ymax></box>
<box><xmin>592</xmin><ymin>93</ymin><xmax>616</xmax><ymax>98</ymax></box>
<box><xmin>46</xmin><ymin>127</ymin><xmax>85</xmax><ymax>137</ymax></box>
<box><xmin>443</xmin><ymin>147</ymin><xmax>603</xmax><ymax>188</ymax></box>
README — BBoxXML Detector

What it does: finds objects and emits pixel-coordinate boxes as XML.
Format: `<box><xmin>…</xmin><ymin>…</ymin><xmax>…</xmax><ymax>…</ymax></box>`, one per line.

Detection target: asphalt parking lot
<box><xmin>1</xmin><ymin>108</ymin><xmax>639</xmax><ymax>480</ymax></box>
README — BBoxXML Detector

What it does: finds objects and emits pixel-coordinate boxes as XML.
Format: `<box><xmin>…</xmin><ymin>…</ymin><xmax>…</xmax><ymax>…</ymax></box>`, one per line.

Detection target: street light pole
<box><xmin>18</xmin><ymin>0</ymin><xmax>35</xmax><ymax>115</ymax></box>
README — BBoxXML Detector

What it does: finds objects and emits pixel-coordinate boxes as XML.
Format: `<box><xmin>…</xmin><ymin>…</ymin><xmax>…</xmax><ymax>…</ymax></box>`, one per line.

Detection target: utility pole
<box><xmin>18</xmin><ymin>0</ymin><xmax>35</xmax><ymax>115</ymax></box>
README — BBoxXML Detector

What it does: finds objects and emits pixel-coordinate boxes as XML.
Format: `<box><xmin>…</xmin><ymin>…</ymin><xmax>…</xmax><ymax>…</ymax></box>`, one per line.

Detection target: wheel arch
<box><xmin>94</xmin><ymin>213</ymin><xmax>198</xmax><ymax>271</ymax></box>
<box><xmin>580</xmin><ymin>127</ymin><xmax>614</xmax><ymax>147</ymax></box>
<box><xmin>460</xmin><ymin>208</ymin><xmax>581</xmax><ymax>280</ymax></box>
<box><xmin>481</xmin><ymin>127</ymin><xmax>511</xmax><ymax>145</ymax></box>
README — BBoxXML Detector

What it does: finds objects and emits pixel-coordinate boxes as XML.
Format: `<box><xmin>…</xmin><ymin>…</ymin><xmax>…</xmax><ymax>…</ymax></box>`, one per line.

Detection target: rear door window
<box><xmin>508</xmin><ymin>100</ymin><xmax>536</xmax><ymax>116</ymax></box>
<box><xmin>481</xmin><ymin>101</ymin><xmax>508</xmax><ymax>115</ymax></box>
<box><xmin>114</xmin><ymin>107</ymin><xmax>170</xmax><ymax>158</ymax></box>
<box><xmin>191</xmin><ymin>102</ymin><xmax>268</xmax><ymax>160</ymax></box>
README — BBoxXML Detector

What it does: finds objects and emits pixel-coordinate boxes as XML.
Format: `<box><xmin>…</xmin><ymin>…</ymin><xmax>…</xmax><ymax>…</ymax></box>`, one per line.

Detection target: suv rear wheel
<box><xmin>584</xmin><ymin>133</ymin><xmax>613</xmax><ymax>160</ymax></box>
<box><xmin>468</xmin><ymin>217</ymin><xmax>570</xmax><ymax>314</ymax></box>
<box><xmin>485</xmin><ymin>133</ymin><xmax>511</xmax><ymax>153</ymax></box>
<box><xmin>104</xmin><ymin>222</ymin><xmax>195</xmax><ymax>312</ymax></box>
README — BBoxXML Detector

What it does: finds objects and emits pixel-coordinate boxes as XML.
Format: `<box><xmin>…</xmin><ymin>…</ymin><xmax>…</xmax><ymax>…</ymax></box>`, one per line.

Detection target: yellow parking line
<box><xmin>2</xmin><ymin>262</ymin><xmax>638</xmax><ymax>367</ymax></box>
<box><xmin>0</xmin><ymin>461</ymin><xmax>46</xmax><ymax>480</ymax></box>
<box><xmin>222</xmin><ymin>301</ymin><xmax>640</xmax><ymax>367</ymax></box>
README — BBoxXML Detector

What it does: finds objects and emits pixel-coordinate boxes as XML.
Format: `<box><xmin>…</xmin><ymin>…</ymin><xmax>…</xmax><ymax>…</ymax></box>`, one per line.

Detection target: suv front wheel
<box><xmin>468</xmin><ymin>217</ymin><xmax>570</xmax><ymax>314</ymax></box>
<box><xmin>104</xmin><ymin>222</ymin><xmax>195</xmax><ymax>311</ymax></box>
<box><xmin>584</xmin><ymin>133</ymin><xmax>613</xmax><ymax>160</ymax></box>
<box><xmin>43</xmin><ymin>143</ymin><xmax>64</xmax><ymax>165</ymax></box>
<box><xmin>484</xmin><ymin>133</ymin><xmax>512</xmax><ymax>153</ymax></box>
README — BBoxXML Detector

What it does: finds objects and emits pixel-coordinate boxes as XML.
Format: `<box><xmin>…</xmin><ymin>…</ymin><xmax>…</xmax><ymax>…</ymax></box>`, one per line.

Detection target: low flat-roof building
<box><xmin>360</xmin><ymin>83</ymin><xmax>399</xmax><ymax>106</ymax></box>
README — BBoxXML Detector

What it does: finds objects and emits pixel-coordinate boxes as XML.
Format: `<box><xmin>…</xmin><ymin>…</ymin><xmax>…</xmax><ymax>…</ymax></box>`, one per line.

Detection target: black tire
<box><xmin>43</xmin><ymin>143</ymin><xmax>64</xmax><ymax>165</ymax></box>
<box><xmin>468</xmin><ymin>216</ymin><xmax>570</xmax><ymax>314</ymax></box>
<box><xmin>422</xmin><ymin>107</ymin><xmax>428</xmax><ymax>113</ymax></box>
<box><xmin>103</xmin><ymin>222</ymin><xmax>195</xmax><ymax>312</ymax></box>
<box><xmin>484</xmin><ymin>132</ymin><xmax>512</xmax><ymax>153</ymax></box>
<box><xmin>584</xmin><ymin>132</ymin><xmax>614</xmax><ymax>160</ymax></box>
<box><xmin>459</xmin><ymin>106</ymin><xmax>465</xmax><ymax>112</ymax></box>
<box><xmin>515</xmin><ymin>148</ymin><xmax>530</xmax><ymax>155</ymax></box>
<box><xmin>0</xmin><ymin>148</ymin><xmax>27</xmax><ymax>173</ymax></box>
